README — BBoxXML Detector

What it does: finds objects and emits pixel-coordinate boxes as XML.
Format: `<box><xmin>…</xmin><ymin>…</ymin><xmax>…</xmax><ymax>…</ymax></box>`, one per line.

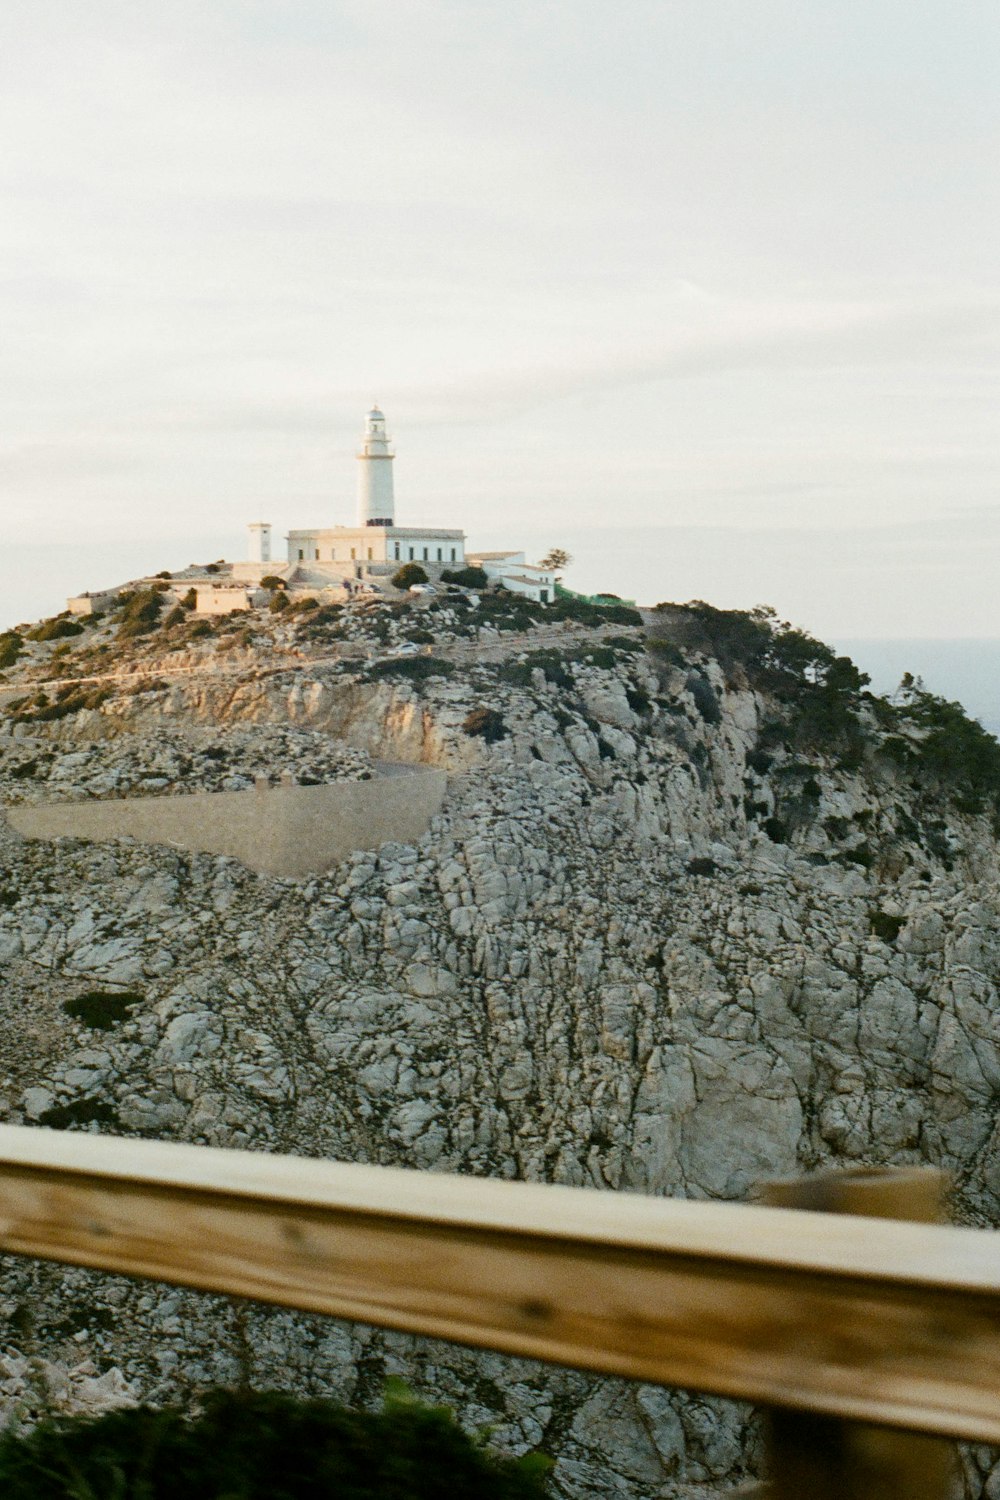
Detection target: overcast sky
<box><xmin>2</xmin><ymin>1</ymin><xmax>998</xmax><ymax>636</ymax></box>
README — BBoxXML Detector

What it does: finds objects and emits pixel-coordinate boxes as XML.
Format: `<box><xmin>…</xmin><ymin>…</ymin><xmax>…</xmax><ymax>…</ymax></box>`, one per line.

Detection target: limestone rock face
<box><xmin>1</xmin><ymin>611</ymin><xmax>999</xmax><ymax>1497</ymax></box>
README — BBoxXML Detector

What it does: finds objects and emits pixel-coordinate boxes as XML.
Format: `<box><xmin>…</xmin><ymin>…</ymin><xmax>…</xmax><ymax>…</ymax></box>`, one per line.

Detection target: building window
<box><xmin>436</xmin><ymin>547</ymin><xmax>442</xmax><ymax>562</ymax></box>
<box><xmin>450</xmin><ymin>548</ymin><xmax>456</xmax><ymax>562</ymax></box>
<box><xmin>298</xmin><ymin>549</ymin><xmax>303</xmax><ymax>560</ymax></box>
<box><xmin>540</xmin><ymin>590</ymin><xmax>549</xmax><ymax>604</ymax></box>
<box><xmin>408</xmin><ymin>547</ymin><xmax>414</xmax><ymax>560</ymax></box>
<box><xmin>394</xmin><ymin>543</ymin><xmax>400</xmax><ymax>560</ymax></box>
<box><xmin>350</xmin><ymin>548</ymin><xmax>356</xmax><ymax>560</ymax></box>
<box><xmin>367</xmin><ymin>547</ymin><xmax>373</xmax><ymax>560</ymax></box>
<box><xmin>422</xmin><ymin>547</ymin><xmax>428</xmax><ymax>561</ymax></box>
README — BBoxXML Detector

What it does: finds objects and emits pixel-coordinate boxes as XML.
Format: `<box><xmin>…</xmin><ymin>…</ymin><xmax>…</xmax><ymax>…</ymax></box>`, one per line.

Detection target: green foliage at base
<box><xmin>392</xmin><ymin>563</ymin><xmax>429</xmax><ymax>589</ymax></box>
<box><xmin>0</xmin><ymin>1386</ymin><xmax>551</xmax><ymax>1500</ymax></box>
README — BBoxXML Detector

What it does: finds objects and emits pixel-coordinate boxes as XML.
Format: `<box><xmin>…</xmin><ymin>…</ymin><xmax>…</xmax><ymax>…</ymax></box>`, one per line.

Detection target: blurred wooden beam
<box><xmin>0</xmin><ymin>1127</ymin><xmax>997</xmax><ymax>1441</ymax></box>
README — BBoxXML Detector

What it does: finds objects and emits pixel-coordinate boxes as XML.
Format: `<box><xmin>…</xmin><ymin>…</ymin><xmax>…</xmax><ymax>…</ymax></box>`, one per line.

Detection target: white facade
<box><xmin>356</xmin><ymin>406</ymin><xmax>395</xmax><ymax>527</ymax></box>
<box><xmin>467</xmin><ymin>551</ymin><xmax>556</xmax><ymax>604</ymax></box>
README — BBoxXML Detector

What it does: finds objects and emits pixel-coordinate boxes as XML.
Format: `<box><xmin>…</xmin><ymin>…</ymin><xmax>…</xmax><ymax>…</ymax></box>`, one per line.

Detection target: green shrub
<box><xmin>10</xmin><ymin>684</ymin><xmax>112</xmax><ymax>724</ymax></box>
<box><xmin>870</xmin><ymin>910</ymin><xmax>904</xmax><ymax>942</ymax></box>
<box><xmin>37</xmin><ymin>1097</ymin><xmax>119</xmax><ymax>1130</ymax></box>
<box><xmin>392</xmin><ymin>563</ymin><xmax>430</xmax><ymax>589</ymax></box>
<box><xmin>269</xmin><ymin>591</ymin><xmax>290</xmax><ymax>613</ymax></box>
<box><xmin>181</xmin><ymin>587</ymin><xmax>198</xmax><ymax>610</ymax></box>
<box><xmin>686</xmin><ymin>671</ymin><xmax>721</xmax><ymax>725</ymax></box>
<box><xmin>26</xmin><ymin>616</ymin><xmax>84</xmax><ymax>643</ymax></box>
<box><xmin>646</xmin><ymin>638</ymin><xmax>685</xmax><ymax>669</ymax></box>
<box><xmin>62</xmin><ymin>991</ymin><xmax>142</xmax><ymax>1030</ymax></box>
<box><xmin>463</xmin><ymin>707</ymin><xmax>508</xmax><ymax>742</ymax></box>
<box><xmin>368</xmin><ymin>657</ymin><xmax>455</xmax><ymax>682</ymax></box>
<box><xmin>117</xmin><ymin>588</ymin><xmax>165</xmax><ymax>638</ymax></box>
<box><xmin>0</xmin><ymin>1386</ymin><xmax>551</xmax><ymax>1500</ymax></box>
<box><xmin>0</xmin><ymin>631</ymin><xmax>24</xmax><ymax>668</ymax></box>
<box><xmin>260</xmin><ymin>575</ymin><xmax>285</xmax><ymax>591</ymax></box>
<box><xmin>440</xmin><ymin>565</ymin><xmax>489</xmax><ymax>588</ymax></box>
<box><xmin>162</xmin><ymin>604</ymin><xmax>186</xmax><ymax>628</ymax></box>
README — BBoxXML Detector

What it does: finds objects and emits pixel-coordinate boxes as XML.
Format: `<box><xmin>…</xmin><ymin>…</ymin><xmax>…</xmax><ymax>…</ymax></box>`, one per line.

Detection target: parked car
<box><xmin>389</xmin><ymin>641</ymin><xmax>422</xmax><ymax>656</ymax></box>
<box><xmin>409</xmin><ymin>583</ymin><xmax>437</xmax><ymax>596</ymax></box>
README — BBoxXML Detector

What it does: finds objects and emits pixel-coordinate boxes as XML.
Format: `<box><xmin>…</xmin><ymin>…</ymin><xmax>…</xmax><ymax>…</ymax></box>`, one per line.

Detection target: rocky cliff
<box><xmin>1</xmin><ymin>589</ymin><xmax>999</xmax><ymax>1497</ymax></box>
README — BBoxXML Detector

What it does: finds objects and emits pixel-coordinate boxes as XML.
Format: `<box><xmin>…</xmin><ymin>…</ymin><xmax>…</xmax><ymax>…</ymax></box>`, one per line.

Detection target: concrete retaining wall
<box><xmin>7</xmin><ymin>765</ymin><xmax>447</xmax><ymax>877</ymax></box>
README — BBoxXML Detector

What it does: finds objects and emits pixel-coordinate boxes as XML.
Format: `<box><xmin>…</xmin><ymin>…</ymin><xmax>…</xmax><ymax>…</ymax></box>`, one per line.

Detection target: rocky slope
<box><xmin>1</xmin><ymin>589</ymin><xmax>999</xmax><ymax>1496</ymax></box>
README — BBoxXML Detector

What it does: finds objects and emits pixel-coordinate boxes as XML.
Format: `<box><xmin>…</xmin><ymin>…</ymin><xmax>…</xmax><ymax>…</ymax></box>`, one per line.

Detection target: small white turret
<box><xmin>356</xmin><ymin>404</ymin><xmax>395</xmax><ymax>527</ymax></box>
<box><xmin>248</xmin><ymin>522</ymin><xmax>272</xmax><ymax>564</ymax></box>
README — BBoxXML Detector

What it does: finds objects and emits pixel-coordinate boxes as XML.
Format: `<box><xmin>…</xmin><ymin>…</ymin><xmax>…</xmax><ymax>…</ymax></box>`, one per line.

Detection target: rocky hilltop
<box><xmin>1</xmin><ymin>582</ymin><xmax>999</xmax><ymax>1497</ymax></box>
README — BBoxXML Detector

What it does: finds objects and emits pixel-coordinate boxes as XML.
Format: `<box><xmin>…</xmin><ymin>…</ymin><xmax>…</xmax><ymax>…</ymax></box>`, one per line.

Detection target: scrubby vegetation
<box><xmin>440</xmin><ymin>565</ymin><xmax>488</xmax><ymax>589</ymax></box>
<box><xmin>392</xmin><ymin>563</ymin><xmax>429</xmax><ymax>589</ymax></box>
<box><xmin>116</xmin><ymin>588</ymin><xmax>166</xmax><ymax>639</ymax></box>
<box><xmin>26</xmin><ymin>616</ymin><xmax>84</xmax><ymax>644</ymax></box>
<box><xmin>463</xmin><ymin>707</ymin><xmax>509</xmax><ymax>742</ymax></box>
<box><xmin>367</xmin><ymin>656</ymin><xmax>455</xmax><ymax>683</ymax></box>
<box><xmin>652</xmin><ymin>601</ymin><xmax>1000</xmax><ymax>825</ymax></box>
<box><xmin>0</xmin><ymin>1386</ymin><xmax>551</xmax><ymax>1499</ymax></box>
<box><xmin>62</xmin><ymin>991</ymin><xmax>143</xmax><ymax>1030</ymax></box>
<box><xmin>6</xmin><ymin>683</ymin><xmax>113</xmax><ymax>724</ymax></box>
<box><xmin>0</xmin><ymin>630</ymin><xmax>24</xmax><ymax>668</ymax></box>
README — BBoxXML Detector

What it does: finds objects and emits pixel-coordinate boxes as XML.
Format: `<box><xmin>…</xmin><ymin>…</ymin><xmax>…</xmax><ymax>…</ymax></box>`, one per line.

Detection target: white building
<box><xmin>467</xmin><ymin>551</ymin><xmax>556</xmax><ymax>605</ymax></box>
<box><xmin>237</xmin><ymin>406</ymin><xmax>559</xmax><ymax>601</ymax></box>
<box><xmin>238</xmin><ymin>407</ymin><xmax>465</xmax><ymax>587</ymax></box>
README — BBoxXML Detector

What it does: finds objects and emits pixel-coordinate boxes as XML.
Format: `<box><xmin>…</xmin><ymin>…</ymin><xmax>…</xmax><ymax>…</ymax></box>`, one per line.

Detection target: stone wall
<box><xmin>7</xmin><ymin>765</ymin><xmax>447</xmax><ymax>876</ymax></box>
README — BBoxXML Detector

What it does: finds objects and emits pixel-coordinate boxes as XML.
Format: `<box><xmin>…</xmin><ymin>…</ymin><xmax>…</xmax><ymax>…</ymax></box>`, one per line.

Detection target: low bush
<box><xmin>368</xmin><ymin>657</ymin><xmax>455</xmax><ymax>682</ymax></box>
<box><xmin>392</xmin><ymin>563</ymin><xmax>429</xmax><ymax>589</ymax></box>
<box><xmin>37</xmin><ymin>1097</ymin><xmax>119</xmax><ymax>1130</ymax></box>
<box><xmin>62</xmin><ymin>991</ymin><xmax>142</xmax><ymax>1030</ymax></box>
<box><xmin>117</xmin><ymin>588</ymin><xmax>165</xmax><ymax>639</ymax></box>
<box><xmin>440</xmin><ymin>565</ymin><xmax>489</xmax><ymax>589</ymax></box>
<box><xmin>269</xmin><ymin>591</ymin><xmax>290</xmax><ymax>613</ymax></box>
<box><xmin>0</xmin><ymin>1386</ymin><xmax>551</xmax><ymax>1500</ymax></box>
<box><xmin>870</xmin><ymin>910</ymin><xmax>904</xmax><ymax>943</ymax></box>
<box><xmin>9</xmin><ymin>684</ymin><xmax>112</xmax><ymax>724</ymax></box>
<box><xmin>0</xmin><ymin>631</ymin><xmax>24</xmax><ymax>668</ymax></box>
<box><xmin>260</xmin><ymin>575</ymin><xmax>286</xmax><ymax>591</ymax></box>
<box><xmin>463</xmin><ymin>707</ymin><xmax>509</xmax><ymax>742</ymax></box>
<box><xmin>26</xmin><ymin>616</ymin><xmax>84</xmax><ymax>643</ymax></box>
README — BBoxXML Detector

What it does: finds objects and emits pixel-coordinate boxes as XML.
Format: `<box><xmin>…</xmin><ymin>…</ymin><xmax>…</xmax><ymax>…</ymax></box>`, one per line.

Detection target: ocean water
<box><xmin>835</xmin><ymin>640</ymin><xmax>1000</xmax><ymax>740</ymax></box>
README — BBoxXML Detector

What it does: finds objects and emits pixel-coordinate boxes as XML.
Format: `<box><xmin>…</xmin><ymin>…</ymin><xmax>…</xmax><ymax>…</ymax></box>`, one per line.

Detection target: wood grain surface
<box><xmin>0</xmin><ymin>1127</ymin><xmax>997</xmax><ymax>1440</ymax></box>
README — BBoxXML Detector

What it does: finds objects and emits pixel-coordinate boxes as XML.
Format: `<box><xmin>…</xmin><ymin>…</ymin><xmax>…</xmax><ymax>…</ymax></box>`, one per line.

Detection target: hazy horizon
<box><xmin>2</xmin><ymin>2</ymin><xmax>998</xmax><ymax>641</ymax></box>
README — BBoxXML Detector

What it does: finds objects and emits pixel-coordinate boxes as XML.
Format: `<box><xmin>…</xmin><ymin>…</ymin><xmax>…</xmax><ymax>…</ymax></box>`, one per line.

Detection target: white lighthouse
<box><xmin>356</xmin><ymin>405</ymin><xmax>395</xmax><ymax>527</ymax></box>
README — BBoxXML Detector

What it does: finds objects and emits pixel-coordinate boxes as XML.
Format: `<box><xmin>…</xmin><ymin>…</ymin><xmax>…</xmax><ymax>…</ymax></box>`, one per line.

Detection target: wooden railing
<box><xmin>0</xmin><ymin>1123</ymin><xmax>997</xmax><ymax>1456</ymax></box>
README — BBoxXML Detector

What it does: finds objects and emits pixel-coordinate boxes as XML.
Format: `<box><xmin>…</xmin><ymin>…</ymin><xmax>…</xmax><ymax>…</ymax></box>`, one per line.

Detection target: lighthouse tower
<box><xmin>356</xmin><ymin>405</ymin><xmax>395</xmax><ymax>527</ymax></box>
